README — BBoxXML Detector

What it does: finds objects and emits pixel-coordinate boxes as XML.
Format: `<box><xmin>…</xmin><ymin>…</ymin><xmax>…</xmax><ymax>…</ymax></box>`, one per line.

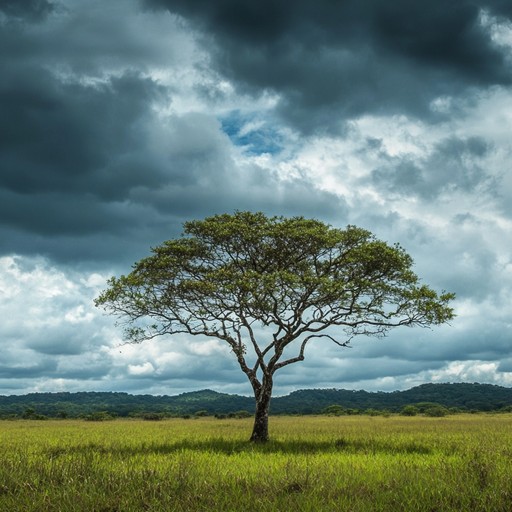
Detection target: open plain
<box><xmin>1</xmin><ymin>414</ymin><xmax>512</xmax><ymax>511</ymax></box>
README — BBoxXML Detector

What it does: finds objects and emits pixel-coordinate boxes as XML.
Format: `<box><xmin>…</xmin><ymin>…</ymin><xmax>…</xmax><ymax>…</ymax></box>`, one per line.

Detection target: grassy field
<box><xmin>1</xmin><ymin>414</ymin><xmax>512</xmax><ymax>511</ymax></box>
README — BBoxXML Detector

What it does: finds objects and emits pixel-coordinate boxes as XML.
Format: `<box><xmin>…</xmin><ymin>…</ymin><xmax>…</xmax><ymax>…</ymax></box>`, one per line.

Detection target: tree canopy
<box><xmin>96</xmin><ymin>211</ymin><xmax>455</xmax><ymax>441</ymax></box>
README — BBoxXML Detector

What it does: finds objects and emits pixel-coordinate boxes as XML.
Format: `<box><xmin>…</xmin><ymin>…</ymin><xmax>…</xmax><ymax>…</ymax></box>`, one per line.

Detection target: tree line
<box><xmin>1</xmin><ymin>383</ymin><xmax>511</xmax><ymax>419</ymax></box>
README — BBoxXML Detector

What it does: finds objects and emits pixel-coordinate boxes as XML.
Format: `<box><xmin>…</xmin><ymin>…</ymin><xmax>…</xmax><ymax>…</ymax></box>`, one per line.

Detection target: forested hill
<box><xmin>272</xmin><ymin>383</ymin><xmax>512</xmax><ymax>414</ymax></box>
<box><xmin>1</xmin><ymin>383</ymin><xmax>511</xmax><ymax>418</ymax></box>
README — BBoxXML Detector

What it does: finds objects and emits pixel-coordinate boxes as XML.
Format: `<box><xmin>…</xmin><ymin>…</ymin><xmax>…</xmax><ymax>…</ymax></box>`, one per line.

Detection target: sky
<box><xmin>1</xmin><ymin>0</ymin><xmax>512</xmax><ymax>397</ymax></box>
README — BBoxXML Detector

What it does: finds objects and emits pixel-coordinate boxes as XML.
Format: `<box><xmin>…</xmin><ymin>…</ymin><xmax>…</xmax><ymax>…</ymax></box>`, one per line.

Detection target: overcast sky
<box><xmin>1</xmin><ymin>0</ymin><xmax>512</xmax><ymax>397</ymax></box>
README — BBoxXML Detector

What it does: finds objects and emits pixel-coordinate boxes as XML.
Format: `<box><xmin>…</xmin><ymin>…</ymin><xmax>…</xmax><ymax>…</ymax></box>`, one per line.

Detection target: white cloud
<box><xmin>480</xmin><ymin>9</ymin><xmax>512</xmax><ymax>53</ymax></box>
<box><xmin>0</xmin><ymin>256</ymin><xmax>118</xmax><ymax>392</ymax></box>
<box><xmin>128</xmin><ymin>362</ymin><xmax>155</xmax><ymax>376</ymax></box>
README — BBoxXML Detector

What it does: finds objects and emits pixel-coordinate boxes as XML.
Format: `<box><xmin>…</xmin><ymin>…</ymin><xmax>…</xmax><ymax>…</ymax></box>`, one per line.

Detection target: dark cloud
<box><xmin>0</xmin><ymin>77</ymin><xmax>343</xmax><ymax>265</ymax></box>
<box><xmin>0</xmin><ymin>359</ymin><xmax>57</xmax><ymax>379</ymax></box>
<box><xmin>0</xmin><ymin>68</ymin><xmax>166</xmax><ymax>198</ymax></box>
<box><xmin>0</xmin><ymin>0</ymin><xmax>54</xmax><ymax>22</ymax></box>
<box><xmin>0</xmin><ymin>1</ymin><xmax>345</xmax><ymax>266</ymax></box>
<box><xmin>498</xmin><ymin>359</ymin><xmax>512</xmax><ymax>372</ymax></box>
<box><xmin>277</xmin><ymin>355</ymin><xmax>444</xmax><ymax>385</ymax></box>
<box><xmin>354</xmin><ymin>322</ymin><xmax>512</xmax><ymax>363</ymax></box>
<box><xmin>0</xmin><ymin>354</ymin><xmax>111</xmax><ymax>381</ymax></box>
<box><xmin>0</xmin><ymin>61</ymin><xmax>172</xmax><ymax>263</ymax></box>
<box><xmin>145</xmin><ymin>0</ymin><xmax>512</xmax><ymax>133</ymax></box>
<box><xmin>25</xmin><ymin>330</ymin><xmax>93</xmax><ymax>356</ymax></box>
<box><xmin>0</xmin><ymin>0</ymin><xmax>195</xmax><ymax>77</ymax></box>
<box><xmin>55</xmin><ymin>365</ymin><xmax>111</xmax><ymax>380</ymax></box>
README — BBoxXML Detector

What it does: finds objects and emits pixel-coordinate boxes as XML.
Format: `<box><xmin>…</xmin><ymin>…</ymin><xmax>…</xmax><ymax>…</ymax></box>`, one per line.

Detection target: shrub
<box><xmin>424</xmin><ymin>406</ymin><xmax>449</xmax><ymax>417</ymax></box>
<box><xmin>83</xmin><ymin>411</ymin><xmax>116</xmax><ymax>421</ymax></box>
<box><xmin>401</xmin><ymin>405</ymin><xmax>419</xmax><ymax>416</ymax></box>
<box><xmin>142</xmin><ymin>412</ymin><xmax>165</xmax><ymax>421</ymax></box>
<box><xmin>21</xmin><ymin>408</ymin><xmax>48</xmax><ymax>420</ymax></box>
<box><xmin>322</xmin><ymin>405</ymin><xmax>345</xmax><ymax>416</ymax></box>
<box><xmin>225</xmin><ymin>411</ymin><xmax>252</xmax><ymax>419</ymax></box>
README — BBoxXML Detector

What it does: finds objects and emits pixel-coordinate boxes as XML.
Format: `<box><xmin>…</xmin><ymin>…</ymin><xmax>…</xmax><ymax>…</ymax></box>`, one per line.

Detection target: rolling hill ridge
<box><xmin>1</xmin><ymin>383</ymin><xmax>511</xmax><ymax>418</ymax></box>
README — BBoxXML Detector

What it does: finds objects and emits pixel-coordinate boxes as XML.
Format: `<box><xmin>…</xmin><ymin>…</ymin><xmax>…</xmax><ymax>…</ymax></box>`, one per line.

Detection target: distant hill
<box><xmin>272</xmin><ymin>383</ymin><xmax>512</xmax><ymax>414</ymax></box>
<box><xmin>1</xmin><ymin>383</ymin><xmax>511</xmax><ymax>418</ymax></box>
<box><xmin>0</xmin><ymin>390</ymin><xmax>254</xmax><ymax>418</ymax></box>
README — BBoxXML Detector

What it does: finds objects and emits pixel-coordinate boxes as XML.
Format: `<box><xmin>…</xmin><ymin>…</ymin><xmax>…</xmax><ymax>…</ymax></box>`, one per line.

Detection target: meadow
<box><xmin>1</xmin><ymin>414</ymin><xmax>512</xmax><ymax>511</ymax></box>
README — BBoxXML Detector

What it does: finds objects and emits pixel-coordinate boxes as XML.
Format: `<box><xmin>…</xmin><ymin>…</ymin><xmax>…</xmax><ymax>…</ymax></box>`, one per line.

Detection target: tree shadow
<box><xmin>46</xmin><ymin>437</ymin><xmax>433</xmax><ymax>458</ymax></box>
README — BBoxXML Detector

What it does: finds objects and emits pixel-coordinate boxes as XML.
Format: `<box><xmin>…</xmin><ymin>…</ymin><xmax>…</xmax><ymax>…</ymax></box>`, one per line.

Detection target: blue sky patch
<box><xmin>220</xmin><ymin>111</ymin><xmax>283</xmax><ymax>156</ymax></box>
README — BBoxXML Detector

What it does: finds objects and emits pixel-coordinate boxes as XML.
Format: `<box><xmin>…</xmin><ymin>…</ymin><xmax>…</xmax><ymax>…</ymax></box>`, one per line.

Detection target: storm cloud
<box><xmin>146</xmin><ymin>0</ymin><xmax>512</xmax><ymax>131</ymax></box>
<box><xmin>0</xmin><ymin>0</ymin><xmax>511</xmax><ymax>395</ymax></box>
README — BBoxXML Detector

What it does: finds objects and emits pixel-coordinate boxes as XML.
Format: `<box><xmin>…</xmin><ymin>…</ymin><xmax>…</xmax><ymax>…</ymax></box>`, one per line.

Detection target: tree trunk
<box><xmin>250</xmin><ymin>377</ymin><xmax>273</xmax><ymax>442</ymax></box>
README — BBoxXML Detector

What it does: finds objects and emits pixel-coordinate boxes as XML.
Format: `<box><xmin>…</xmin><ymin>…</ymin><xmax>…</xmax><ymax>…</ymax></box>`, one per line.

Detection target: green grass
<box><xmin>1</xmin><ymin>415</ymin><xmax>512</xmax><ymax>511</ymax></box>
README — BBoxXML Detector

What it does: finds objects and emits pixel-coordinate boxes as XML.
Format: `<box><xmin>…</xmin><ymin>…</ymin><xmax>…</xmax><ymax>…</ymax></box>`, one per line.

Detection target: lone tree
<box><xmin>95</xmin><ymin>211</ymin><xmax>454</xmax><ymax>442</ymax></box>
